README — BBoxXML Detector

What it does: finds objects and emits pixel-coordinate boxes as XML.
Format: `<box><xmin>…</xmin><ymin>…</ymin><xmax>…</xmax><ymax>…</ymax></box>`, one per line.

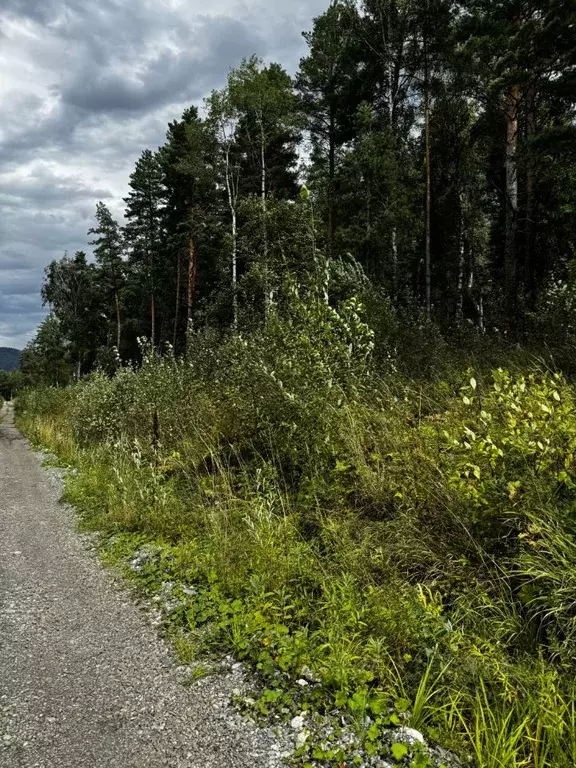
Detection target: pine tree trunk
<box><xmin>505</xmin><ymin>84</ymin><xmax>520</xmax><ymax>317</ymax></box>
<box><xmin>173</xmin><ymin>252</ymin><xmax>181</xmax><ymax>349</ymax></box>
<box><xmin>150</xmin><ymin>292</ymin><xmax>156</xmax><ymax>348</ymax></box>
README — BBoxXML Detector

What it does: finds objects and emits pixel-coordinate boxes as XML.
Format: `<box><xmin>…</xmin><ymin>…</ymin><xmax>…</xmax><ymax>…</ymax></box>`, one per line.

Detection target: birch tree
<box><xmin>206</xmin><ymin>90</ymin><xmax>241</xmax><ymax>329</ymax></box>
<box><xmin>227</xmin><ymin>57</ymin><xmax>300</xmax><ymax>315</ymax></box>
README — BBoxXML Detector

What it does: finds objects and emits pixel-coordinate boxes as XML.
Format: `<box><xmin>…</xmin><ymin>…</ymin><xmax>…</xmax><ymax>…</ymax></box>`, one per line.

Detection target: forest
<box><xmin>14</xmin><ymin>1</ymin><xmax>576</xmax><ymax>766</ymax></box>
<box><xmin>20</xmin><ymin>0</ymin><xmax>576</xmax><ymax>377</ymax></box>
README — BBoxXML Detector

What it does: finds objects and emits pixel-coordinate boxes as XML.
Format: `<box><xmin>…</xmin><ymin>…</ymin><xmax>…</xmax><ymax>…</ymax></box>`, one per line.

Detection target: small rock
<box><xmin>395</xmin><ymin>726</ymin><xmax>425</xmax><ymax>745</ymax></box>
<box><xmin>295</xmin><ymin>729</ymin><xmax>309</xmax><ymax>749</ymax></box>
<box><xmin>300</xmin><ymin>665</ymin><xmax>320</xmax><ymax>683</ymax></box>
<box><xmin>290</xmin><ymin>715</ymin><xmax>305</xmax><ymax>730</ymax></box>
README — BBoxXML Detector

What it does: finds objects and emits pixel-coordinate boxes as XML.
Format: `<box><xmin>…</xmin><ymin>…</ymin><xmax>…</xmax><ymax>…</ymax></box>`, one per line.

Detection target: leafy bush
<box><xmin>16</xmin><ymin>298</ymin><xmax>576</xmax><ymax>767</ymax></box>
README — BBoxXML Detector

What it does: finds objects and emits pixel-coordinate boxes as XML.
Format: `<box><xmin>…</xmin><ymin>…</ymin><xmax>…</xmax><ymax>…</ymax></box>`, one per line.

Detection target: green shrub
<box><xmin>16</xmin><ymin>302</ymin><xmax>576</xmax><ymax>766</ymax></box>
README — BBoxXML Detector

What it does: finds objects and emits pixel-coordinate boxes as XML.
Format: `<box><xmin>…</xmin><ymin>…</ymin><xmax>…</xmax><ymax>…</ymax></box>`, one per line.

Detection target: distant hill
<box><xmin>0</xmin><ymin>348</ymin><xmax>21</xmax><ymax>371</ymax></box>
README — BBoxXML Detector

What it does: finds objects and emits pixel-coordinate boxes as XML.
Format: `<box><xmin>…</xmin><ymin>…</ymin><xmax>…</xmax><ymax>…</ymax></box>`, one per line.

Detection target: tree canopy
<box><xmin>26</xmin><ymin>1</ymin><xmax>576</xmax><ymax>379</ymax></box>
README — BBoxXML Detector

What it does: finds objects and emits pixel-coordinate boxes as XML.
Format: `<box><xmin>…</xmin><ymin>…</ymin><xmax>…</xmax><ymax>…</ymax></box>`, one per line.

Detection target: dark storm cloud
<box><xmin>2</xmin><ymin>0</ymin><xmax>60</xmax><ymax>23</ymax></box>
<box><xmin>0</xmin><ymin>250</ymin><xmax>47</xmax><ymax>272</ymax></box>
<box><xmin>0</xmin><ymin>0</ymin><xmax>328</xmax><ymax>348</ymax></box>
<box><xmin>61</xmin><ymin>16</ymin><xmax>265</xmax><ymax>115</ymax></box>
<box><xmin>0</xmin><ymin>175</ymin><xmax>112</xmax><ymax>208</ymax></box>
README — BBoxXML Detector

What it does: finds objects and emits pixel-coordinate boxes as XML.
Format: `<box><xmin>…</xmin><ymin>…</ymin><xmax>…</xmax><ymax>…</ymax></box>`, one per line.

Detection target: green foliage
<box><xmin>21</xmin><ymin>315</ymin><xmax>75</xmax><ymax>386</ymax></box>
<box><xmin>14</xmin><ymin>2</ymin><xmax>576</xmax><ymax>763</ymax></box>
<box><xmin>23</xmin><ymin>0</ymin><xmax>576</xmax><ymax>384</ymax></box>
<box><xmin>0</xmin><ymin>370</ymin><xmax>25</xmax><ymax>400</ymax></box>
<box><xmin>17</xmin><ymin>302</ymin><xmax>576</xmax><ymax>766</ymax></box>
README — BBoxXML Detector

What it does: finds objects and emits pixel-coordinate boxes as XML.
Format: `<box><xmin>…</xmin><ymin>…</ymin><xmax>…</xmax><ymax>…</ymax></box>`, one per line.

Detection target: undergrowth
<box><xmin>15</xmin><ymin>295</ymin><xmax>576</xmax><ymax>767</ymax></box>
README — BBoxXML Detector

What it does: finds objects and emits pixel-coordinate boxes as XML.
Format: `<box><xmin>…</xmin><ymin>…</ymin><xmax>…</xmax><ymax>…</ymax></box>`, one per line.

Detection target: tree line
<box><xmin>24</xmin><ymin>0</ymin><xmax>576</xmax><ymax>383</ymax></box>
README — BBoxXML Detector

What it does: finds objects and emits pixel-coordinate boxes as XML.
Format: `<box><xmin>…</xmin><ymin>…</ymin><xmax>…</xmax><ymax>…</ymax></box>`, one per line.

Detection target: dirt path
<box><xmin>0</xmin><ymin>403</ymin><xmax>285</xmax><ymax>768</ymax></box>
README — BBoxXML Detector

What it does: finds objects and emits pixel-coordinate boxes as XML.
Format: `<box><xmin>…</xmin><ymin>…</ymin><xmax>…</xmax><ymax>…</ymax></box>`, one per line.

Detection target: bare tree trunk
<box><xmin>524</xmin><ymin>82</ymin><xmax>536</xmax><ymax>307</ymax></box>
<box><xmin>147</xmin><ymin>231</ymin><xmax>156</xmax><ymax>347</ymax></box>
<box><xmin>456</xmin><ymin>189</ymin><xmax>466</xmax><ymax>323</ymax></box>
<box><xmin>231</xmin><ymin>208</ymin><xmax>238</xmax><ymax>328</ymax></box>
<box><xmin>260</xmin><ymin>117</ymin><xmax>270</xmax><ymax>315</ymax></box>
<box><xmin>424</xmin><ymin>31</ymin><xmax>432</xmax><ymax>322</ymax></box>
<box><xmin>223</xmin><ymin>144</ymin><xmax>238</xmax><ymax>330</ymax></box>
<box><xmin>467</xmin><ymin>243</ymin><xmax>484</xmax><ymax>332</ymax></box>
<box><xmin>390</xmin><ymin>228</ymin><xmax>398</xmax><ymax>298</ymax></box>
<box><xmin>186</xmin><ymin>234</ymin><xmax>197</xmax><ymax>344</ymax></box>
<box><xmin>505</xmin><ymin>84</ymin><xmax>520</xmax><ymax>316</ymax></box>
<box><xmin>328</xmin><ymin>107</ymin><xmax>336</xmax><ymax>255</ymax></box>
<box><xmin>457</xmin><ymin>235</ymin><xmax>465</xmax><ymax>324</ymax></box>
<box><xmin>387</xmin><ymin>0</ymin><xmax>398</xmax><ymax>298</ymax></box>
<box><xmin>114</xmin><ymin>289</ymin><xmax>121</xmax><ymax>351</ymax></box>
<box><xmin>173</xmin><ymin>252</ymin><xmax>181</xmax><ymax>349</ymax></box>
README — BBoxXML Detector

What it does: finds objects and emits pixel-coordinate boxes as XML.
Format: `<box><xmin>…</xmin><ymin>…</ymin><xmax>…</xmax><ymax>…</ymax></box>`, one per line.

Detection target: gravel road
<box><xmin>0</xmin><ymin>403</ymin><xmax>287</xmax><ymax>768</ymax></box>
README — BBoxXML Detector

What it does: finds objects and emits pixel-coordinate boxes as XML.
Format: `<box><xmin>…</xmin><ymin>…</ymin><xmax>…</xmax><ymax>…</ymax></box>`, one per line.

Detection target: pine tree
<box><xmin>456</xmin><ymin>0</ymin><xmax>576</xmax><ymax>324</ymax></box>
<box><xmin>161</xmin><ymin>108</ymin><xmax>220</xmax><ymax>346</ymax></box>
<box><xmin>296</xmin><ymin>0</ymin><xmax>363</xmax><ymax>253</ymax></box>
<box><xmin>88</xmin><ymin>202</ymin><xmax>125</xmax><ymax>353</ymax></box>
<box><xmin>123</xmin><ymin>150</ymin><xmax>165</xmax><ymax>347</ymax></box>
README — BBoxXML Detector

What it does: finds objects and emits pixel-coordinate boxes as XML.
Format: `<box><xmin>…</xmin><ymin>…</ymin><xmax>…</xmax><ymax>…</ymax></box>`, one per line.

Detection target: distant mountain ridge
<box><xmin>0</xmin><ymin>348</ymin><xmax>21</xmax><ymax>371</ymax></box>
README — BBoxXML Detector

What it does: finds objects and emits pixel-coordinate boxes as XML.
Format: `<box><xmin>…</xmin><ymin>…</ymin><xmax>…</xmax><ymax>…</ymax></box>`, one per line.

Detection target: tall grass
<box><xmin>15</xmin><ymin>310</ymin><xmax>576</xmax><ymax>766</ymax></box>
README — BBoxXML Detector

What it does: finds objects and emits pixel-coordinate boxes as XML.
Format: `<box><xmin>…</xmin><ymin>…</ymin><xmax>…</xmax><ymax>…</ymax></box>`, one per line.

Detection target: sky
<box><xmin>0</xmin><ymin>0</ymin><xmax>326</xmax><ymax>349</ymax></box>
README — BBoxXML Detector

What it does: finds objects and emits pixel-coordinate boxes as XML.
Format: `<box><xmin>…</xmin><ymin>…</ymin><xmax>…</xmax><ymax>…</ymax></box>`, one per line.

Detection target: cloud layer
<box><xmin>0</xmin><ymin>0</ymin><xmax>324</xmax><ymax>348</ymax></box>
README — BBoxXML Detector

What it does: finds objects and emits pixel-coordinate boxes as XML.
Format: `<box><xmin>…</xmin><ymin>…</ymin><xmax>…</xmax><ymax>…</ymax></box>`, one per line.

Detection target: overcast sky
<box><xmin>0</xmin><ymin>0</ymin><xmax>326</xmax><ymax>349</ymax></box>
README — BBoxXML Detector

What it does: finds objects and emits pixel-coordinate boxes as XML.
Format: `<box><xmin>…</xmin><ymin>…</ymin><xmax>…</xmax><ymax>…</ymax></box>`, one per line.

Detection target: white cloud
<box><xmin>0</xmin><ymin>0</ymin><xmax>326</xmax><ymax>348</ymax></box>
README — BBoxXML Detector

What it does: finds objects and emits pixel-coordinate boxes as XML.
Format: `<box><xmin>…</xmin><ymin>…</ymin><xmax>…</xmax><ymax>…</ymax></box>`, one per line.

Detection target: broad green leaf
<box><xmin>391</xmin><ymin>742</ymin><xmax>409</xmax><ymax>761</ymax></box>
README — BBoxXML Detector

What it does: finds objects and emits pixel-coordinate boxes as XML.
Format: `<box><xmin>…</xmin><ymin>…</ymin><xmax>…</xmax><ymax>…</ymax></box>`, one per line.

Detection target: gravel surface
<box><xmin>0</xmin><ymin>404</ymin><xmax>288</xmax><ymax>768</ymax></box>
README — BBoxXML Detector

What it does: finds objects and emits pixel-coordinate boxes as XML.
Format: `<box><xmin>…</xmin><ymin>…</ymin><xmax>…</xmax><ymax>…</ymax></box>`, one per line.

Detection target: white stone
<box><xmin>290</xmin><ymin>715</ymin><xmax>305</xmax><ymax>730</ymax></box>
<box><xmin>396</xmin><ymin>726</ymin><xmax>425</xmax><ymax>744</ymax></box>
<box><xmin>295</xmin><ymin>729</ymin><xmax>309</xmax><ymax>749</ymax></box>
<box><xmin>300</xmin><ymin>665</ymin><xmax>320</xmax><ymax>683</ymax></box>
